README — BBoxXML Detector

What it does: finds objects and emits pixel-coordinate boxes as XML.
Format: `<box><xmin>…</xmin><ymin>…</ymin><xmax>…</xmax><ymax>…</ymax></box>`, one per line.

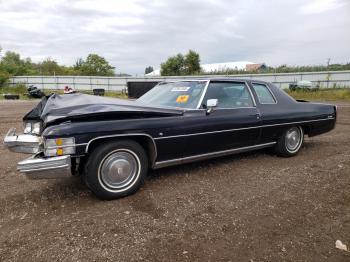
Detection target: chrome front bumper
<box><xmin>3</xmin><ymin>128</ymin><xmax>41</xmax><ymax>154</ymax></box>
<box><xmin>17</xmin><ymin>154</ymin><xmax>72</xmax><ymax>179</ymax></box>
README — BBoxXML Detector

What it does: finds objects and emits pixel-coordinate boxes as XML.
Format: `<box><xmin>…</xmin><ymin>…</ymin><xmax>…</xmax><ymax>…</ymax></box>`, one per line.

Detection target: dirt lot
<box><xmin>0</xmin><ymin>100</ymin><xmax>349</xmax><ymax>262</ymax></box>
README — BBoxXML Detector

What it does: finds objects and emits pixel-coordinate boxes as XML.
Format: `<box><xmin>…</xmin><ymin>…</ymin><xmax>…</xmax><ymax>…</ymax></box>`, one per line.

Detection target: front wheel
<box><xmin>275</xmin><ymin>126</ymin><xmax>304</xmax><ymax>157</ymax></box>
<box><xmin>84</xmin><ymin>140</ymin><xmax>148</xmax><ymax>200</ymax></box>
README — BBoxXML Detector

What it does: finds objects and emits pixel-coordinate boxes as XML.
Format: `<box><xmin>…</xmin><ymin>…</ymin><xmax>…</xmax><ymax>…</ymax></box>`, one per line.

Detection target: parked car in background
<box><xmin>27</xmin><ymin>85</ymin><xmax>45</xmax><ymax>98</ymax></box>
<box><xmin>4</xmin><ymin>79</ymin><xmax>336</xmax><ymax>199</ymax></box>
<box><xmin>289</xmin><ymin>80</ymin><xmax>319</xmax><ymax>91</ymax></box>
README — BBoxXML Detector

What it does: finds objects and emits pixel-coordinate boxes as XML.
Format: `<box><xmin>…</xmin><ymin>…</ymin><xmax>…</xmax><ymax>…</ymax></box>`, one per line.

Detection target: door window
<box><xmin>202</xmin><ymin>82</ymin><xmax>254</xmax><ymax>108</ymax></box>
<box><xmin>252</xmin><ymin>83</ymin><xmax>276</xmax><ymax>104</ymax></box>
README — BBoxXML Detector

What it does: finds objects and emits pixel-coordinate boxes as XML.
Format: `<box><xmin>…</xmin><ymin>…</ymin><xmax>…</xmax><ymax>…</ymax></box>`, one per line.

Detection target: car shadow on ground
<box><xmin>3</xmin><ymin>141</ymin><xmax>324</xmax><ymax>205</ymax></box>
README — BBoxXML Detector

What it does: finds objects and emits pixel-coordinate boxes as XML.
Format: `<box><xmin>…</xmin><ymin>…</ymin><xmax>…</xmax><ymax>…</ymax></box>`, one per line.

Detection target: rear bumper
<box><xmin>17</xmin><ymin>154</ymin><xmax>72</xmax><ymax>179</ymax></box>
<box><xmin>3</xmin><ymin>128</ymin><xmax>41</xmax><ymax>154</ymax></box>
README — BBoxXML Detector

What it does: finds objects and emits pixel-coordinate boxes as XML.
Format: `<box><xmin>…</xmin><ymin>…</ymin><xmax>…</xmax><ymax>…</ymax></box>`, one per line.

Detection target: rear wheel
<box><xmin>84</xmin><ymin>140</ymin><xmax>148</xmax><ymax>200</ymax></box>
<box><xmin>275</xmin><ymin>126</ymin><xmax>304</xmax><ymax>157</ymax></box>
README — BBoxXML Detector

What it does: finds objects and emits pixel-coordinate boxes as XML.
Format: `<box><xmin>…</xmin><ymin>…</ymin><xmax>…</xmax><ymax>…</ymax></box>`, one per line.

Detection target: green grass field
<box><xmin>286</xmin><ymin>88</ymin><xmax>350</xmax><ymax>102</ymax></box>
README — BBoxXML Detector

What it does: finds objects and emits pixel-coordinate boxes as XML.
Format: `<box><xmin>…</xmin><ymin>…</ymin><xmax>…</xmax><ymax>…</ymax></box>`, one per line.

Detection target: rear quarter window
<box><xmin>252</xmin><ymin>83</ymin><xmax>276</xmax><ymax>104</ymax></box>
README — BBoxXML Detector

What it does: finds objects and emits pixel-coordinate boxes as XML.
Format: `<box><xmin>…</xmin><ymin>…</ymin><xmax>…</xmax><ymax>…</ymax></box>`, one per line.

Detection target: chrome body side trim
<box><xmin>153</xmin><ymin>117</ymin><xmax>334</xmax><ymax>140</ymax></box>
<box><xmin>17</xmin><ymin>155</ymin><xmax>71</xmax><ymax>179</ymax></box>
<box><xmin>163</xmin><ymin>79</ymin><xmax>210</xmax><ymax>83</ymax></box>
<box><xmin>3</xmin><ymin>128</ymin><xmax>41</xmax><ymax>154</ymax></box>
<box><xmin>184</xmin><ymin>107</ymin><xmax>257</xmax><ymax>112</ymax></box>
<box><xmin>85</xmin><ymin>133</ymin><xmax>158</xmax><ymax>166</ymax></box>
<box><xmin>154</xmin><ymin>142</ymin><xmax>276</xmax><ymax>169</ymax></box>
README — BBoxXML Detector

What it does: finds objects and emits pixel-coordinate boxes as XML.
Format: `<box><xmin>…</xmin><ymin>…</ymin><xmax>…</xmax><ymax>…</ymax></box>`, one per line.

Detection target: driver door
<box><xmin>183</xmin><ymin>81</ymin><xmax>261</xmax><ymax>157</ymax></box>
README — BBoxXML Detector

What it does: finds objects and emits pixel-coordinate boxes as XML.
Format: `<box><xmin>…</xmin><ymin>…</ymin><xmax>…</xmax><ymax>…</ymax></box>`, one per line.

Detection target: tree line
<box><xmin>204</xmin><ymin>63</ymin><xmax>350</xmax><ymax>75</ymax></box>
<box><xmin>0</xmin><ymin>47</ymin><xmax>116</xmax><ymax>87</ymax></box>
<box><xmin>1</xmin><ymin>46</ymin><xmax>350</xmax><ymax>88</ymax></box>
<box><xmin>157</xmin><ymin>50</ymin><xmax>350</xmax><ymax>76</ymax></box>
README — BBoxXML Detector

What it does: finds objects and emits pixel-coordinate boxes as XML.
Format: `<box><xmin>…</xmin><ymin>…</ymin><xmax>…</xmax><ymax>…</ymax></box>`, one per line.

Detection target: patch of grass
<box><xmin>44</xmin><ymin>89</ymin><xmax>128</xmax><ymax>99</ymax></box>
<box><xmin>286</xmin><ymin>88</ymin><xmax>350</xmax><ymax>102</ymax></box>
<box><xmin>0</xmin><ymin>84</ymin><xmax>28</xmax><ymax>99</ymax></box>
<box><xmin>104</xmin><ymin>91</ymin><xmax>128</xmax><ymax>99</ymax></box>
<box><xmin>0</xmin><ymin>85</ymin><xmax>128</xmax><ymax>100</ymax></box>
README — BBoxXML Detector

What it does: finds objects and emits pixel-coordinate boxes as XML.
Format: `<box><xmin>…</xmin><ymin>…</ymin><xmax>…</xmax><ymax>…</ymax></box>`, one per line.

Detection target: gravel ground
<box><xmin>0</xmin><ymin>100</ymin><xmax>349</xmax><ymax>261</ymax></box>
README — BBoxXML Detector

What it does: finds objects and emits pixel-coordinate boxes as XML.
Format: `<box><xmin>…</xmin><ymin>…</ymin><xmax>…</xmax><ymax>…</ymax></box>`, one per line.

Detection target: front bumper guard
<box><xmin>3</xmin><ymin>128</ymin><xmax>40</xmax><ymax>154</ymax></box>
<box><xmin>17</xmin><ymin>154</ymin><xmax>72</xmax><ymax>179</ymax></box>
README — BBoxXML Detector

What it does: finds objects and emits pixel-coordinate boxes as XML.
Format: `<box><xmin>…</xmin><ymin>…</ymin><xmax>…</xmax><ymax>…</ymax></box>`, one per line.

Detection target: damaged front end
<box><xmin>4</xmin><ymin>96</ymin><xmax>47</xmax><ymax>154</ymax></box>
<box><xmin>4</xmin><ymin>127</ymin><xmax>42</xmax><ymax>154</ymax></box>
<box><xmin>4</xmin><ymin>95</ymin><xmax>48</xmax><ymax>154</ymax></box>
<box><xmin>3</xmin><ymin>92</ymin><xmax>183</xmax><ymax>180</ymax></box>
<box><xmin>4</xmin><ymin>128</ymin><xmax>73</xmax><ymax>179</ymax></box>
<box><xmin>3</xmin><ymin>95</ymin><xmax>73</xmax><ymax>179</ymax></box>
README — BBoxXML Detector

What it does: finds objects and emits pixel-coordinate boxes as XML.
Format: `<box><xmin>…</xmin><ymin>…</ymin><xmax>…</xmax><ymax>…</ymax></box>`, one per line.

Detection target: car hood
<box><xmin>23</xmin><ymin>93</ymin><xmax>184</xmax><ymax>125</ymax></box>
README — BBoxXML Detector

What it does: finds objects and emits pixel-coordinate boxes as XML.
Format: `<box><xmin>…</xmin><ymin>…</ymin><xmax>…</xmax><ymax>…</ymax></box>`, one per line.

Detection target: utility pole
<box><xmin>326</xmin><ymin>58</ymin><xmax>331</xmax><ymax>89</ymax></box>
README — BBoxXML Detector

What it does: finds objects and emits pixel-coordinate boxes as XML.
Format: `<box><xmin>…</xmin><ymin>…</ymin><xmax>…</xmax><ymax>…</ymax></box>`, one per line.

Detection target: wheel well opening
<box><xmin>301</xmin><ymin>124</ymin><xmax>310</xmax><ymax>135</ymax></box>
<box><xmin>86</xmin><ymin>136</ymin><xmax>157</xmax><ymax>167</ymax></box>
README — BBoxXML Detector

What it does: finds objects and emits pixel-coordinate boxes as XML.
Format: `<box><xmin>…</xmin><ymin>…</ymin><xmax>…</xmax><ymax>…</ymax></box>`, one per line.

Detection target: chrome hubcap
<box><xmin>100</xmin><ymin>151</ymin><xmax>138</xmax><ymax>189</ymax></box>
<box><xmin>285</xmin><ymin>127</ymin><xmax>302</xmax><ymax>152</ymax></box>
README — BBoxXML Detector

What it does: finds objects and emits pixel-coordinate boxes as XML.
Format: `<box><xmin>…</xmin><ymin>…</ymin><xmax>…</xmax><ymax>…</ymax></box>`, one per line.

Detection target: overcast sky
<box><xmin>0</xmin><ymin>0</ymin><xmax>349</xmax><ymax>75</ymax></box>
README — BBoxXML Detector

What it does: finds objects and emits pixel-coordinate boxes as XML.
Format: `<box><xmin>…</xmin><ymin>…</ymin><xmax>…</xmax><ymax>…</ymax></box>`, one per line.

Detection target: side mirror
<box><xmin>206</xmin><ymin>99</ymin><xmax>218</xmax><ymax>114</ymax></box>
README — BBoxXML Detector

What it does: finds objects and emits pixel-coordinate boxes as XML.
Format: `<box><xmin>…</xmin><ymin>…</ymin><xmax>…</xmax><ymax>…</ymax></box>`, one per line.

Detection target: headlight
<box><xmin>24</xmin><ymin>122</ymin><xmax>32</xmax><ymax>134</ymax></box>
<box><xmin>44</xmin><ymin>137</ymin><xmax>76</xmax><ymax>156</ymax></box>
<box><xmin>33</xmin><ymin>122</ymin><xmax>41</xmax><ymax>134</ymax></box>
<box><xmin>23</xmin><ymin>121</ymin><xmax>42</xmax><ymax>135</ymax></box>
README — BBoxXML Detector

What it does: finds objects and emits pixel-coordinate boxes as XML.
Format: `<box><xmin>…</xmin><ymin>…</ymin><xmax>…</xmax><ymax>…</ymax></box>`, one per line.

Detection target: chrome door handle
<box><xmin>249</xmin><ymin>113</ymin><xmax>261</xmax><ymax>120</ymax></box>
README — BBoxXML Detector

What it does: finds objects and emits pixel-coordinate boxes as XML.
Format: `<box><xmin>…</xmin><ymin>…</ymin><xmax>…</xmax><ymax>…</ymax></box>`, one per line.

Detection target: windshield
<box><xmin>137</xmin><ymin>81</ymin><xmax>207</xmax><ymax>109</ymax></box>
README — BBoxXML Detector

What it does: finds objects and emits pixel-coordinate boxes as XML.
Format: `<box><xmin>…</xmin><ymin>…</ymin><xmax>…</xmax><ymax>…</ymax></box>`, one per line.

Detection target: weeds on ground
<box><xmin>0</xmin><ymin>84</ymin><xmax>27</xmax><ymax>99</ymax></box>
<box><xmin>44</xmin><ymin>89</ymin><xmax>128</xmax><ymax>99</ymax></box>
<box><xmin>0</xmin><ymin>85</ymin><xmax>128</xmax><ymax>100</ymax></box>
<box><xmin>286</xmin><ymin>88</ymin><xmax>350</xmax><ymax>102</ymax></box>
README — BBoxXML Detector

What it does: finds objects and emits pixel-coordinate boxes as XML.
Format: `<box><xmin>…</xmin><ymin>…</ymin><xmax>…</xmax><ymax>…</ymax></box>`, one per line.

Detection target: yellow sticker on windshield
<box><xmin>176</xmin><ymin>95</ymin><xmax>189</xmax><ymax>103</ymax></box>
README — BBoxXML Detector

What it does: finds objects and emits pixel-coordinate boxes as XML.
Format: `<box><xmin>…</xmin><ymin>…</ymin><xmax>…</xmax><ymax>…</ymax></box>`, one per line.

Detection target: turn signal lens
<box><xmin>56</xmin><ymin>148</ymin><xmax>63</xmax><ymax>156</ymax></box>
<box><xmin>44</xmin><ymin>137</ymin><xmax>76</xmax><ymax>156</ymax></box>
<box><xmin>56</xmin><ymin>138</ymin><xmax>63</xmax><ymax>146</ymax></box>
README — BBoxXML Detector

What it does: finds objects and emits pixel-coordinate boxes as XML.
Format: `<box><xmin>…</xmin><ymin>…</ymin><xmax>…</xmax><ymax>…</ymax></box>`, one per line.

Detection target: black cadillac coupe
<box><xmin>4</xmin><ymin>79</ymin><xmax>337</xmax><ymax>199</ymax></box>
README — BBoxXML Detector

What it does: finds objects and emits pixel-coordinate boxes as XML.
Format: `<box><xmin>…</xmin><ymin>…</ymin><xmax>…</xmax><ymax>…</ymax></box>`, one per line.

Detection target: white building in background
<box><xmin>145</xmin><ymin>61</ymin><xmax>266</xmax><ymax>76</ymax></box>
